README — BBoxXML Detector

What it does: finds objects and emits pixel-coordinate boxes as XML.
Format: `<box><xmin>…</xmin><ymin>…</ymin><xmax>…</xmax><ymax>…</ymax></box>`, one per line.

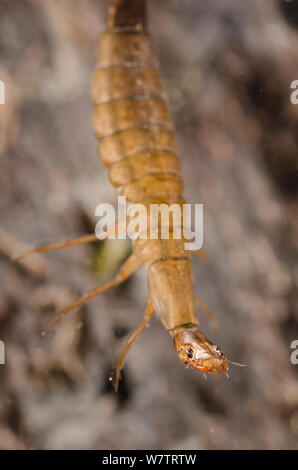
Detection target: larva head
<box><xmin>174</xmin><ymin>327</ymin><xmax>228</xmax><ymax>375</ymax></box>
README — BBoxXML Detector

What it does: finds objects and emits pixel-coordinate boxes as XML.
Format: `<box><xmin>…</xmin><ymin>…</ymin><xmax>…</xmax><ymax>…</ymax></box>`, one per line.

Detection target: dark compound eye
<box><xmin>213</xmin><ymin>345</ymin><xmax>223</xmax><ymax>356</ymax></box>
<box><xmin>186</xmin><ymin>347</ymin><xmax>194</xmax><ymax>359</ymax></box>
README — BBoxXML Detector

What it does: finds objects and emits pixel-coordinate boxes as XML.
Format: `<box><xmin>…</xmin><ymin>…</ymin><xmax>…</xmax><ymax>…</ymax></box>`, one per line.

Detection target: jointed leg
<box><xmin>43</xmin><ymin>253</ymin><xmax>139</xmax><ymax>333</ymax></box>
<box><xmin>195</xmin><ymin>296</ymin><xmax>218</xmax><ymax>330</ymax></box>
<box><xmin>213</xmin><ymin>374</ymin><xmax>220</xmax><ymax>393</ymax></box>
<box><xmin>14</xmin><ymin>220</ymin><xmax>127</xmax><ymax>260</ymax></box>
<box><xmin>114</xmin><ymin>297</ymin><xmax>154</xmax><ymax>392</ymax></box>
<box><xmin>15</xmin><ymin>234</ymin><xmax>98</xmax><ymax>260</ymax></box>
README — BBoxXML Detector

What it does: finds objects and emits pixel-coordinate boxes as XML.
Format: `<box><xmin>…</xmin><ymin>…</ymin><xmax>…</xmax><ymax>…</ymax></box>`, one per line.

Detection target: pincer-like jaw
<box><xmin>173</xmin><ymin>327</ymin><xmax>228</xmax><ymax>374</ymax></box>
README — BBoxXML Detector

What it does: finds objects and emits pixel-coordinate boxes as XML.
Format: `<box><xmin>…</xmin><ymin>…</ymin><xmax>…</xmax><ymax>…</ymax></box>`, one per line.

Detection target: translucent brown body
<box><xmin>92</xmin><ymin>28</ymin><xmax>192</xmax><ymax>315</ymax></box>
<box><xmin>91</xmin><ymin>2</ymin><xmax>230</xmax><ymax>377</ymax></box>
<box><xmin>18</xmin><ymin>1</ymin><xmax>242</xmax><ymax>386</ymax></box>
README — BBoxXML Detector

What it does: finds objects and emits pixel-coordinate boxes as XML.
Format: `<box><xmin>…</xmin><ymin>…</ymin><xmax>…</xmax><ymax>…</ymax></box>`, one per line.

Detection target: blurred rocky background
<box><xmin>0</xmin><ymin>0</ymin><xmax>298</xmax><ymax>450</ymax></box>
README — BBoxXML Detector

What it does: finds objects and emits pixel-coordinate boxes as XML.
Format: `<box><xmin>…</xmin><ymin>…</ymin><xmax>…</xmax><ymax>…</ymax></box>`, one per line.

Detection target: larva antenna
<box><xmin>107</xmin><ymin>0</ymin><xmax>146</xmax><ymax>30</ymax></box>
<box><xmin>227</xmin><ymin>360</ymin><xmax>248</xmax><ymax>368</ymax></box>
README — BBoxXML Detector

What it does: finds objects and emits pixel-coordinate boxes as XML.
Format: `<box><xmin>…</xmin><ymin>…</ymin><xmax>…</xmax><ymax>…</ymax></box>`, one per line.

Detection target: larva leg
<box><xmin>14</xmin><ymin>220</ymin><xmax>127</xmax><ymax>260</ymax></box>
<box><xmin>213</xmin><ymin>374</ymin><xmax>220</xmax><ymax>393</ymax></box>
<box><xmin>192</xmin><ymin>249</ymin><xmax>208</xmax><ymax>262</ymax></box>
<box><xmin>114</xmin><ymin>297</ymin><xmax>154</xmax><ymax>392</ymax></box>
<box><xmin>43</xmin><ymin>253</ymin><xmax>138</xmax><ymax>333</ymax></box>
<box><xmin>14</xmin><ymin>234</ymin><xmax>98</xmax><ymax>260</ymax></box>
<box><xmin>195</xmin><ymin>296</ymin><xmax>218</xmax><ymax>330</ymax></box>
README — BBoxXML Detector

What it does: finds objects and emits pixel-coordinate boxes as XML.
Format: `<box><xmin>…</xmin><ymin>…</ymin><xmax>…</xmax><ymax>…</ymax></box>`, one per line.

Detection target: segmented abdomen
<box><xmin>92</xmin><ymin>31</ymin><xmax>184</xmax><ymax>204</ymax></box>
<box><xmin>92</xmin><ymin>23</ymin><xmax>198</xmax><ymax>332</ymax></box>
